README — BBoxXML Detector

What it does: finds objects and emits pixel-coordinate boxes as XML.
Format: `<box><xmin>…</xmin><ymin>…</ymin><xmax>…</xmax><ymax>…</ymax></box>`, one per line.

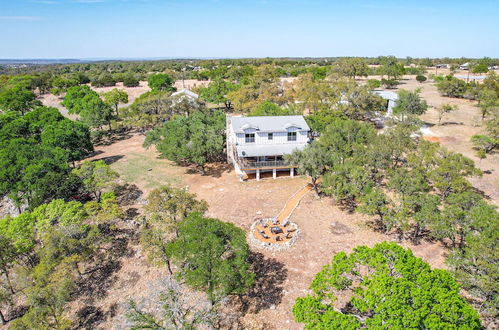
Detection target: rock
<box><xmin>256</xmin><ymin>210</ymin><xmax>262</xmax><ymax>215</ymax></box>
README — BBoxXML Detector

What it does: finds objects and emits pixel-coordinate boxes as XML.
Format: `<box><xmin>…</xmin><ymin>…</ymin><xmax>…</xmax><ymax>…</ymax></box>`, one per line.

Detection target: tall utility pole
<box><xmin>182</xmin><ymin>67</ymin><xmax>186</xmax><ymax>89</ymax></box>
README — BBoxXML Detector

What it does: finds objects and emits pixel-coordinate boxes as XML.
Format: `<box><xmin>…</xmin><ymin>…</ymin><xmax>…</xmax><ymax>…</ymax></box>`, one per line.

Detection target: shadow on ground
<box><xmin>240</xmin><ymin>252</ymin><xmax>288</xmax><ymax>314</ymax></box>
<box><xmin>94</xmin><ymin>131</ymin><xmax>134</xmax><ymax>147</ymax></box>
<box><xmin>185</xmin><ymin>162</ymin><xmax>232</xmax><ymax>178</ymax></box>
<box><xmin>94</xmin><ymin>155</ymin><xmax>125</xmax><ymax>165</ymax></box>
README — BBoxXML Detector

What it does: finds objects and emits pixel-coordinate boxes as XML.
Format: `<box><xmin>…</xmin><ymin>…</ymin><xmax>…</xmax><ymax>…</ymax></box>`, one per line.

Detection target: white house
<box><xmin>226</xmin><ymin>115</ymin><xmax>310</xmax><ymax>181</ymax></box>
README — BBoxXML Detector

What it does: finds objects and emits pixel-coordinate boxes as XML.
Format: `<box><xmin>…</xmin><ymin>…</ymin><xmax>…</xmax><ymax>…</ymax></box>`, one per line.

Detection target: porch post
<box><xmin>256</xmin><ymin>169</ymin><xmax>260</xmax><ymax>181</ymax></box>
<box><xmin>273</xmin><ymin>168</ymin><xmax>277</xmax><ymax>179</ymax></box>
<box><xmin>290</xmin><ymin>168</ymin><xmax>294</xmax><ymax>178</ymax></box>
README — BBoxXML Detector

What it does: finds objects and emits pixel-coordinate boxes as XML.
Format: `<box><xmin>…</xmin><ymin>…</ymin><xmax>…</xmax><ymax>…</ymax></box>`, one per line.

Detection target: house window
<box><xmin>287</xmin><ymin>132</ymin><xmax>297</xmax><ymax>141</ymax></box>
<box><xmin>245</xmin><ymin>133</ymin><xmax>255</xmax><ymax>143</ymax></box>
<box><xmin>268</xmin><ymin>133</ymin><xmax>273</xmax><ymax>140</ymax></box>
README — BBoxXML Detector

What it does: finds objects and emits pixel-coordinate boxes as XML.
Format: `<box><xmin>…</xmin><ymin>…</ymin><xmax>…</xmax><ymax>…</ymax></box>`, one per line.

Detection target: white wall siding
<box><xmin>235</xmin><ymin>130</ymin><xmax>308</xmax><ymax>146</ymax></box>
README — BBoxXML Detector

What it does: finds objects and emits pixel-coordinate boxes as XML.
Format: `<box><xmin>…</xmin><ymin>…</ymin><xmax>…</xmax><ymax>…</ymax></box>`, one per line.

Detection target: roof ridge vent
<box><xmin>241</xmin><ymin>123</ymin><xmax>259</xmax><ymax>130</ymax></box>
<box><xmin>284</xmin><ymin>122</ymin><xmax>301</xmax><ymax>129</ymax></box>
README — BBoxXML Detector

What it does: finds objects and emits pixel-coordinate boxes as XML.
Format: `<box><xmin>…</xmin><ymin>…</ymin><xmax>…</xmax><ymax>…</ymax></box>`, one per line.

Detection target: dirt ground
<box><xmin>82</xmin><ymin>133</ymin><xmax>451</xmax><ymax>329</ymax></box>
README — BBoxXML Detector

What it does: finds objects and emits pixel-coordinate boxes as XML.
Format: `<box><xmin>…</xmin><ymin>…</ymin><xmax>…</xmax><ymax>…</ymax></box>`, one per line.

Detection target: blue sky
<box><xmin>1</xmin><ymin>0</ymin><xmax>498</xmax><ymax>59</ymax></box>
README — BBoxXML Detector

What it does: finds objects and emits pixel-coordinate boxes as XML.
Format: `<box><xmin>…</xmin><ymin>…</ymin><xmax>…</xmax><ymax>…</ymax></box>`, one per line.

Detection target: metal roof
<box><xmin>237</xmin><ymin>143</ymin><xmax>307</xmax><ymax>157</ymax></box>
<box><xmin>230</xmin><ymin>115</ymin><xmax>310</xmax><ymax>134</ymax></box>
<box><xmin>171</xmin><ymin>89</ymin><xmax>199</xmax><ymax>99</ymax></box>
<box><xmin>372</xmin><ymin>90</ymin><xmax>398</xmax><ymax>101</ymax></box>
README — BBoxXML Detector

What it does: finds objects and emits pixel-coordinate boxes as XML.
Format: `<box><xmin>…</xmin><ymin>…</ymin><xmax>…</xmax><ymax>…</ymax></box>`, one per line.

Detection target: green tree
<box><xmin>102</xmin><ymin>88</ymin><xmax>128</xmax><ymax>116</ymax></box>
<box><xmin>334</xmin><ymin>57</ymin><xmax>368</xmax><ymax>79</ymax></box>
<box><xmin>341</xmin><ymin>85</ymin><xmax>386</xmax><ymax>120</ymax></box>
<box><xmin>392</xmin><ymin>89</ymin><xmax>428</xmax><ymax>122</ymax></box>
<box><xmin>447</xmin><ymin>203</ymin><xmax>498</xmax><ymax>316</ymax></box>
<box><xmin>471</xmin><ymin>63</ymin><xmax>489</xmax><ymax>75</ymax></box>
<box><xmin>91</xmin><ymin>73</ymin><xmax>116</xmax><ymax>87</ymax></box>
<box><xmin>144</xmin><ymin>110</ymin><xmax>226</xmax><ymax>173</ymax></box>
<box><xmin>123</xmin><ymin>74</ymin><xmax>140</xmax><ymax>87</ymax></box>
<box><xmin>293</xmin><ymin>242</ymin><xmax>481</xmax><ymax>329</ymax></box>
<box><xmin>285</xmin><ymin>143</ymin><xmax>331</xmax><ymax>196</ymax></box>
<box><xmin>249</xmin><ymin>101</ymin><xmax>299</xmax><ymax>116</ymax></box>
<box><xmin>41</xmin><ymin>119</ymin><xmax>93</xmax><ymax>166</ymax></box>
<box><xmin>416</xmin><ymin>75</ymin><xmax>427</xmax><ymax>83</ymax></box>
<box><xmin>167</xmin><ymin>214</ymin><xmax>254</xmax><ymax>303</ymax></box>
<box><xmin>321</xmin><ymin>161</ymin><xmax>373</xmax><ymax>207</ymax></box>
<box><xmin>288</xmin><ymin>74</ymin><xmax>338</xmax><ymax>114</ymax></box>
<box><xmin>477</xmin><ymin>88</ymin><xmax>498</xmax><ymax>120</ymax></box>
<box><xmin>141</xmin><ymin>186</ymin><xmax>208</xmax><ymax>274</ymax></box>
<box><xmin>435</xmin><ymin>75</ymin><xmax>466</xmax><ymax>97</ymax></box>
<box><xmin>0</xmin><ymin>108</ymin><xmax>89</xmax><ymax>205</ymax></box>
<box><xmin>148</xmin><ymin>74</ymin><xmax>175</xmax><ymax>92</ymax></box>
<box><xmin>357</xmin><ymin>188</ymin><xmax>394</xmax><ymax>233</ymax></box>
<box><xmin>431</xmin><ymin>191</ymin><xmax>484</xmax><ymax>249</ymax></box>
<box><xmin>366</xmin><ymin>79</ymin><xmax>381</xmax><ymax>89</ymax></box>
<box><xmin>380</xmin><ymin>56</ymin><xmax>405</xmax><ymax>80</ymax></box>
<box><xmin>198</xmin><ymin>78</ymin><xmax>237</xmax><ymax>111</ymax></box>
<box><xmin>61</xmin><ymin>85</ymin><xmax>99</xmax><ymax>114</ymax></box>
<box><xmin>471</xmin><ymin>134</ymin><xmax>498</xmax><ymax>157</ymax></box>
<box><xmin>380</xmin><ymin>78</ymin><xmax>400</xmax><ymax>89</ymax></box>
<box><xmin>0</xmin><ymin>85</ymin><xmax>41</xmax><ymax>115</ymax></box>
<box><xmin>72</xmin><ymin>160</ymin><xmax>119</xmax><ymax>202</ymax></box>
<box><xmin>437</xmin><ymin>103</ymin><xmax>458</xmax><ymax>125</ymax></box>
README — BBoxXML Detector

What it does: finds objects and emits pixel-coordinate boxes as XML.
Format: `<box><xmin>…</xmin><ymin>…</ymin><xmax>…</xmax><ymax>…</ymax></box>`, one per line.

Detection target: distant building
<box><xmin>460</xmin><ymin>63</ymin><xmax>470</xmax><ymax>70</ymax></box>
<box><xmin>171</xmin><ymin>88</ymin><xmax>199</xmax><ymax>100</ymax></box>
<box><xmin>226</xmin><ymin>115</ymin><xmax>310</xmax><ymax>181</ymax></box>
<box><xmin>436</xmin><ymin>64</ymin><xmax>449</xmax><ymax>69</ymax></box>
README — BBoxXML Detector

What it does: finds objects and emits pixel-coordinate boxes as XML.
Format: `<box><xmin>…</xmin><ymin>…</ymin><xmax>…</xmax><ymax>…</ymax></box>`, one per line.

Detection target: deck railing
<box><xmin>238</xmin><ymin>159</ymin><xmax>290</xmax><ymax>169</ymax></box>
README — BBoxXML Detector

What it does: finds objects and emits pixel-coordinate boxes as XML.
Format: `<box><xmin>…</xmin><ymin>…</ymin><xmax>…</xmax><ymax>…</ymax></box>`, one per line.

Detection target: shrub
<box><xmin>416</xmin><ymin>75</ymin><xmax>427</xmax><ymax>83</ymax></box>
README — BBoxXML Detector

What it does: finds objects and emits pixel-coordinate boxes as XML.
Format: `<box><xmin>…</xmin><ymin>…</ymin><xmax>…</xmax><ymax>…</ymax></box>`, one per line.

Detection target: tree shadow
<box><xmin>93</xmin><ymin>130</ymin><xmax>133</xmax><ymax>147</ymax></box>
<box><xmin>76</xmin><ymin>227</ymin><xmax>135</xmax><ymax>302</ymax></box>
<box><xmin>185</xmin><ymin>162</ymin><xmax>232</xmax><ymax>178</ymax></box>
<box><xmin>114</xmin><ymin>183</ymin><xmax>143</xmax><ymax>206</ymax></box>
<box><xmin>240</xmin><ymin>252</ymin><xmax>288</xmax><ymax>314</ymax></box>
<box><xmin>93</xmin><ymin>155</ymin><xmax>125</xmax><ymax>165</ymax></box>
<box><xmin>471</xmin><ymin>186</ymin><xmax>492</xmax><ymax>201</ymax></box>
<box><xmin>75</xmin><ymin>303</ymin><xmax>119</xmax><ymax>329</ymax></box>
<box><xmin>76</xmin><ymin>305</ymin><xmax>105</xmax><ymax>329</ymax></box>
<box><xmin>87</xmin><ymin>150</ymin><xmax>104</xmax><ymax>158</ymax></box>
<box><xmin>440</xmin><ymin>121</ymin><xmax>464</xmax><ymax>126</ymax></box>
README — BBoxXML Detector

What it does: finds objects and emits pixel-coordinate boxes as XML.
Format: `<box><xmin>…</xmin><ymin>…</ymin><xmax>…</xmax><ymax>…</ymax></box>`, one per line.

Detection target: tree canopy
<box><xmin>148</xmin><ymin>73</ymin><xmax>175</xmax><ymax>92</ymax></box>
<box><xmin>0</xmin><ymin>107</ymin><xmax>93</xmax><ymax>209</ymax></box>
<box><xmin>293</xmin><ymin>242</ymin><xmax>481</xmax><ymax>329</ymax></box>
<box><xmin>144</xmin><ymin>110</ymin><xmax>226</xmax><ymax>172</ymax></box>
<box><xmin>249</xmin><ymin>101</ymin><xmax>300</xmax><ymax>117</ymax></box>
<box><xmin>167</xmin><ymin>213</ymin><xmax>255</xmax><ymax>303</ymax></box>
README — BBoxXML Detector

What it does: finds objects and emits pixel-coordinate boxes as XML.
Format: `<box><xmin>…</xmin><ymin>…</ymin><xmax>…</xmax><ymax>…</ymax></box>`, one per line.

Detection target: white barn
<box><xmin>226</xmin><ymin>115</ymin><xmax>310</xmax><ymax>181</ymax></box>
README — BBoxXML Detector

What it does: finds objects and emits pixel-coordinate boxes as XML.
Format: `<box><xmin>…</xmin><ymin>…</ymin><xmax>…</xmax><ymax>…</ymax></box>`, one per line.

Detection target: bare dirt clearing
<box><xmin>84</xmin><ymin>133</ymin><xmax>450</xmax><ymax>329</ymax></box>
